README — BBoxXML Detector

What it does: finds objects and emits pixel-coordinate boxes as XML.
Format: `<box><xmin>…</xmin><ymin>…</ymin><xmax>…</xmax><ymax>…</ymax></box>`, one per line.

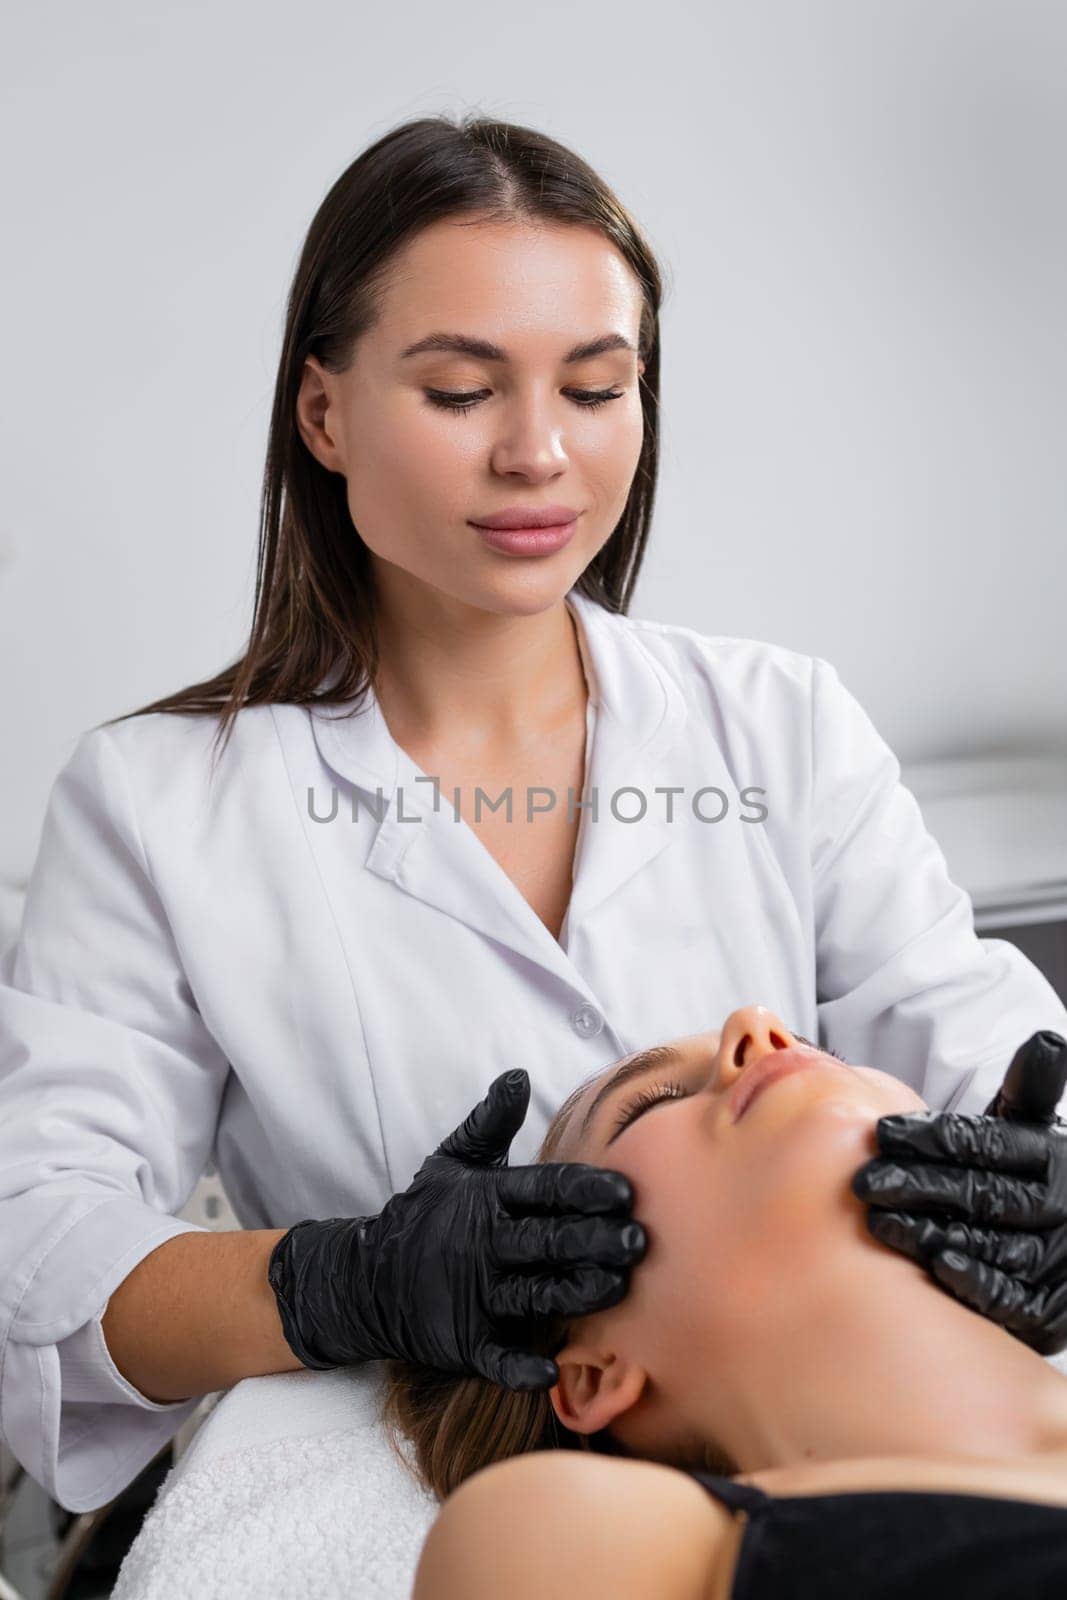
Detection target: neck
<box><xmin>371</xmin><ymin>571</ymin><xmax>586</xmax><ymax>748</ymax></box>
<box><xmin>701</xmin><ymin>1233</ymin><xmax>1067</xmax><ymax>1475</ymax></box>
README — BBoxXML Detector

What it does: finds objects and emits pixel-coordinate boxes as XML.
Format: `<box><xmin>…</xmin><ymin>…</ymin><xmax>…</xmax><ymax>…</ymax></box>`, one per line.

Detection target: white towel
<box><xmin>111</xmin><ymin>1364</ymin><xmax>440</xmax><ymax>1600</ymax></box>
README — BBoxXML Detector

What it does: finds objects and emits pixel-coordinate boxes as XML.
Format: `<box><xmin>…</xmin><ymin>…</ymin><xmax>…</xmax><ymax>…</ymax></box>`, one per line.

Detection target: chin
<box><xmin>415</xmin><ymin>572</ymin><xmax>561</xmax><ymax>618</ymax></box>
<box><xmin>470</xmin><ymin>575</ymin><xmax>582</xmax><ymax>614</ymax></box>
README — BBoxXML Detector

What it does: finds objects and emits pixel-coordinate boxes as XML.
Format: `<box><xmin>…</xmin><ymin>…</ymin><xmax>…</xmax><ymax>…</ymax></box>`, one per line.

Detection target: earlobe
<box><xmin>550</xmin><ymin>1347</ymin><xmax>648</xmax><ymax>1436</ymax></box>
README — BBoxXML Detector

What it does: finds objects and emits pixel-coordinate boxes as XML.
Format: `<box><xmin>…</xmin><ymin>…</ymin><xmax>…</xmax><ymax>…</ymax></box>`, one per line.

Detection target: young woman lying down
<box><xmin>385</xmin><ymin>1004</ymin><xmax>1067</xmax><ymax>1600</ymax></box>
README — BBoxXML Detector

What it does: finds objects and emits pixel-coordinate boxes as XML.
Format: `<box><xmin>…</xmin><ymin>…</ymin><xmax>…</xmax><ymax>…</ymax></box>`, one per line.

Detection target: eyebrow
<box><xmin>577</xmin><ymin>1044</ymin><xmax>684</xmax><ymax>1143</ymax></box>
<box><xmin>399</xmin><ymin>331</ymin><xmax>638</xmax><ymax>364</ymax></box>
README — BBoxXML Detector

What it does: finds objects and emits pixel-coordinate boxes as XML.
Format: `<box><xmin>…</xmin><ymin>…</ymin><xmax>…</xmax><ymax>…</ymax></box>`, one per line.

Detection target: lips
<box><xmin>729</xmin><ymin>1046</ymin><xmax>826</xmax><ymax>1123</ymax></box>
<box><xmin>470</xmin><ymin>505</ymin><xmax>579</xmax><ymax>530</ymax></box>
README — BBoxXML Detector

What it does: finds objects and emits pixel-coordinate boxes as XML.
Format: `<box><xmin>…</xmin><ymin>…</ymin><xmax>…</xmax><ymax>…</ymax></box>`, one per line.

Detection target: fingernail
<box><xmin>622</xmin><ymin>1223</ymin><xmax>644</xmax><ymax>1250</ymax></box>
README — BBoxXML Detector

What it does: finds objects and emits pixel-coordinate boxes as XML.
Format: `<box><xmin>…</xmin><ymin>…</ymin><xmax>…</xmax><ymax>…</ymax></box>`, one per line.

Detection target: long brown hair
<box><xmin>379</xmin><ymin>1080</ymin><xmax>737</xmax><ymax>1501</ymax></box>
<box><xmin>101</xmin><ymin>112</ymin><xmax>666</xmax><ymax>775</ymax></box>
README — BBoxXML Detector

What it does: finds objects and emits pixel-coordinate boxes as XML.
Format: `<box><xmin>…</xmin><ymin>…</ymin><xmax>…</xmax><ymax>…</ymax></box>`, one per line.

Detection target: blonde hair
<box><xmin>380</xmin><ymin>1077</ymin><xmax>737</xmax><ymax>1500</ymax></box>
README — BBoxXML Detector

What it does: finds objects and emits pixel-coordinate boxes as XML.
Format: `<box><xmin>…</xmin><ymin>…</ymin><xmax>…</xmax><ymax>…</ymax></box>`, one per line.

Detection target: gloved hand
<box><xmin>267</xmin><ymin>1068</ymin><xmax>647</xmax><ymax>1391</ymax></box>
<box><xmin>851</xmin><ymin>1030</ymin><xmax>1067</xmax><ymax>1355</ymax></box>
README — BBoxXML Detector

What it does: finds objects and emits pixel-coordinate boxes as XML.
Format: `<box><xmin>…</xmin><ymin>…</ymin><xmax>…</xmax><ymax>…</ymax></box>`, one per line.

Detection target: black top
<box><xmin>691</xmin><ymin>1470</ymin><xmax>1067</xmax><ymax>1599</ymax></box>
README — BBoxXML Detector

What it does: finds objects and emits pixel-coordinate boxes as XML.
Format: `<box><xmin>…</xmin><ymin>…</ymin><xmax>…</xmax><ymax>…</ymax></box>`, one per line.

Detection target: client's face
<box><xmin>547</xmin><ymin>1004</ymin><xmax>927</xmax><ymax>1449</ymax></box>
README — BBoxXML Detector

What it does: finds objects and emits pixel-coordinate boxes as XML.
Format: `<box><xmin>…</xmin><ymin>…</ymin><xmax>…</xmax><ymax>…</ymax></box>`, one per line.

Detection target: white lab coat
<box><xmin>2</xmin><ymin>588</ymin><xmax>1065</xmax><ymax>1513</ymax></box>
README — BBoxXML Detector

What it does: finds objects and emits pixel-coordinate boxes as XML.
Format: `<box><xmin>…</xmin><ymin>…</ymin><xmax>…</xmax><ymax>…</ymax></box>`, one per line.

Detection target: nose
<box><xmin>715</xmin><ymin>1006</ymin><xmax>802</xmax><ymax>1092</ymax></box>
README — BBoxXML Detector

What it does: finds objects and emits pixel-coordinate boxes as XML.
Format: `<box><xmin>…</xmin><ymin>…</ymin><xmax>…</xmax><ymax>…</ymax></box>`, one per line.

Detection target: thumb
<box><xmin>984</xmin><ymin>1031</ymin><xmax>1067</xmax><ymax>1125</ymax></box>
<box><xmin>436</xmin><ymin>1069</ymin><xmax>531</xmax><ymax>1167</ymax></box>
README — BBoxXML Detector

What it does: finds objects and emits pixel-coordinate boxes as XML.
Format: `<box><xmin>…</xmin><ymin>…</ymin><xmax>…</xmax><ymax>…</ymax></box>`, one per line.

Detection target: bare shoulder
<box><xmin>413</xmin><ymin>1450</ymin><xmax>738</xmax><ymax>1600</ymax></box>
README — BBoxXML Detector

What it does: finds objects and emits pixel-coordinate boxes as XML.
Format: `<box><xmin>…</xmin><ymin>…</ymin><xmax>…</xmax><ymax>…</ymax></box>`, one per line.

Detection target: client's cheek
<box><xmin>855</xmin><ymin>1065</ymin><xmax>927</xmax><ymax>1113</ymax></box>
<box><xmin>749</xmin><ymin>1101</ymin><xmax>885</xmax><ymax>1266</ymax></box>
<box><xmin>612</xmin><ymin>1166</ymin><xmax>694</xmax><ymax>1337</ymax></box>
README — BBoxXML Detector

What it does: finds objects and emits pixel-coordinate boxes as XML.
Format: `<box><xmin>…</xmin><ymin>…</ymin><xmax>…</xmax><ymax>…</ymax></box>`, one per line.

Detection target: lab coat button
<box><xmin>572</xmin><ymin>1004</ymin><xmax>604</xmax><ymax>1038</ymax></box>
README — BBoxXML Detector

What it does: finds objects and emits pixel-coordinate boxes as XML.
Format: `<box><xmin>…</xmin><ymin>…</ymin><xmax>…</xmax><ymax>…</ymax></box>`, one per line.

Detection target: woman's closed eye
<box><xmin>795</xmin><ymin>1033</ymin><xmax>848</xmax><ymax>1063</ymax></box>
<box><xmin>611</xmin><ymin>1077</ymin><xmax>691</xmax><ymax>1140</ymax></box>
<box><xmin>424</xmin><ymin>387</ymin><xmax>625</xmax><ymax>416</ymax></box>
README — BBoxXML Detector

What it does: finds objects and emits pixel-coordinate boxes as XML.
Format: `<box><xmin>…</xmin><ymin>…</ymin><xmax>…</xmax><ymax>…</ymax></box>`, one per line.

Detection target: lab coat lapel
<box><xmin>563</xmin><ymin>591</ymin><xmax>688</xmax><ymax>925</ymax></box>
<box><xmin>307</xmin><ymin>589</ymin><xmax>688</xmax><ymax>988</ymax></box>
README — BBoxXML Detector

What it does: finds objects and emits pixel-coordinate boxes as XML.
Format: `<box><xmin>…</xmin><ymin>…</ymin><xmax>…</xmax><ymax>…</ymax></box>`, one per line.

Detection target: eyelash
<box><xmin>611</xmin><ymin>1045</ymin><xmax>850</xmax><ymax>1137</ymax></box>
<box><xmin>612</xmin><ymin>1077</ymin><xmax>689</xmax><ymax>1136</ymax></box>
<box><xmin>425</xmin><ymin>387</ymin><xmax>625</xmax><ymax>416</ymax></box>
<box><xmin>798</xmin><ymin>1038</ymin><xmax>850</xmax><ymax>1063</ymax></box>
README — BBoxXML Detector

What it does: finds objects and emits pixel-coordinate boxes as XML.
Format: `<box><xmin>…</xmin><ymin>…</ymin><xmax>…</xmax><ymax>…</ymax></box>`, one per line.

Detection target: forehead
<box><xmin>376</xmin><ymin>217</ymin><xmax>643</xmax><ymax>336</ymax></box>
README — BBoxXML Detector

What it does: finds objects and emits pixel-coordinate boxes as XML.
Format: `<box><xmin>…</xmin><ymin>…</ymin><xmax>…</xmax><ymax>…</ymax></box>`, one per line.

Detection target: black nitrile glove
<box><xmin>851</xmin><ymin>1030</ymin><xmax>1067</xmax><ymax>1355</ymax></box>
<box><xmin>267</xmin><ymin>1068</ymin><xmax>647</xmax><ymax>1391</ymax></box>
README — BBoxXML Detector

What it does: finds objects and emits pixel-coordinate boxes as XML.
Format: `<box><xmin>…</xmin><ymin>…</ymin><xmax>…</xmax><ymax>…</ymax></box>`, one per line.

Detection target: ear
<box><xmin>549</xmin><ymin>1341</ymin><xmax>649</xmax><ymax>1436</ymax></box>
<box><xmin>295</xmin><ymin>356</ymin><xmax>344</xmax><ymax>474</ymax></box>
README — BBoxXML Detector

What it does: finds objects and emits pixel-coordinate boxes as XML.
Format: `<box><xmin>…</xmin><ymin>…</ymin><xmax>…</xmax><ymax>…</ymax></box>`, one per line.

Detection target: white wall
<box><xmin>3</xmin><ymin>0</ymin><xmax>1065</xmax><ymax>886</ymax></box>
